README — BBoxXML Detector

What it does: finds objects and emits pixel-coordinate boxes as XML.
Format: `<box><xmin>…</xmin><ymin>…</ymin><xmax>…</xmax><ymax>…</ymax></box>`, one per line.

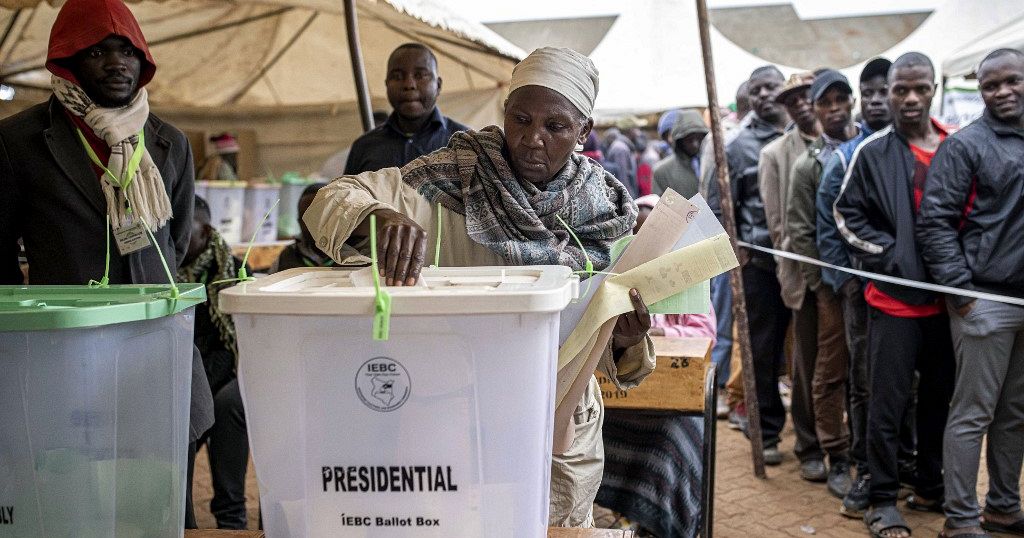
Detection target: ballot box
<box><xmin>241</xmin><ymin>183</ymin><xmax>281</xmax><ymax>244</ymax></box>
<box><xmin>220</xmin><ymin>267</ymin><xmax>579</xmax><ymax>538</ymax></box>
<box><xmin>201</xmin><ymin>180</ymin><xmax>247</xmax><ymax>243</ymax></box>
<box><xmin>597</xmin><ymin>336</ymin><xmax>713</xmax><ymax>411</ymax></box>
<box><xmin>0</xmin><ymin>284</ymin><xmax>204</xmax><ymax>538</ymax></box>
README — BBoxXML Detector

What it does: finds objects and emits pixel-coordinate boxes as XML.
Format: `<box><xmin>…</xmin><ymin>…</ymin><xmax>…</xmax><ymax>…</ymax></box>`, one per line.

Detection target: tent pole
<box><xmin>695</xmin><ymin>0</ymin><xmax>766</xmax><ymax>479</ymax></box>
<box><xmin>343</xmin><ymin>0</ymin><xmax>374</xmax><ymax>133</ymax></box>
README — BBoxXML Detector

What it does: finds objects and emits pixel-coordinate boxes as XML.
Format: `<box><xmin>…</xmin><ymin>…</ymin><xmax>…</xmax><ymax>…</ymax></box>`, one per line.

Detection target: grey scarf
<box><xmin>401</xmin><ymin>126</ymin><xmax>636</xmax><ymax>272</ymax></box>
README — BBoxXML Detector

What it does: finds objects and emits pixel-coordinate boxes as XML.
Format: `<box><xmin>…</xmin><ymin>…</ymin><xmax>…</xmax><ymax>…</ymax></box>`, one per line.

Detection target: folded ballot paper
<box><xmin>552</xmin><ymin>190</ymin><xmax>739</xmax><ymax>453</ymax></box>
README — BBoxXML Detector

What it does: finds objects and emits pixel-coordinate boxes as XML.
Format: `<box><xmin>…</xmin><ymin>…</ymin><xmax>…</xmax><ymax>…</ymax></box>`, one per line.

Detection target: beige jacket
<box><xmin>304</xmin><ymin>167</ymin><xmax>657</xmax><ymax>527</ymax></box>
<box><xmin>757</xmin><ymin>128</ymin><xmax>815</xmax><ymax>310</ymax></box>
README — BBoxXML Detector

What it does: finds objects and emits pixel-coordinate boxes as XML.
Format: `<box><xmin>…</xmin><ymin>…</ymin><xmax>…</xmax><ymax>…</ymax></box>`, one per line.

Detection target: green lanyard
<box><xmin>76</xmin><ymin>128</ymin><xmax>145</xmax><ymax>191</ymax></box>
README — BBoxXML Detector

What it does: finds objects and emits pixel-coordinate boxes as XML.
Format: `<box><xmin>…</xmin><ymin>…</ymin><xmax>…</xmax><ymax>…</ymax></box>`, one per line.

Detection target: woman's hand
<box><xmin>373</xmin><ymin>209</ymin><xmax>427</xmax><ymax>286</ymax></box>
<box><xmin>612</xmin><ymin>288</ymin><xmax>651</xmax><ymax>352</ymax></box>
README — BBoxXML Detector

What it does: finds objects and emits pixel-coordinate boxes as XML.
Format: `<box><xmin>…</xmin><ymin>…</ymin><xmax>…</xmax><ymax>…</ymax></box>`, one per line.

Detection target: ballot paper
<box><xmin>551</xmin><ymin>194</ymin><xmax>739</xmax><ymax>452</ymax></box>
<box><xmin>557</xmin><ymin>189</ymin><xmax>698</xmax><ymax>346</ymax></box>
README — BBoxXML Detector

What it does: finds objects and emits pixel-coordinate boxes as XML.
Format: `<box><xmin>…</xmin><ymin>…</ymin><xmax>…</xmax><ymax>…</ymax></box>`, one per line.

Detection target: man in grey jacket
<box><xmin>652</xmin><ymin>109</ymin><xmax>708</xmax><ymax>198</ymax></box>
<box><xmin>918</xmin><ymin>48</ymin><xmax>1024</xmax><ymax>538</ymax></box>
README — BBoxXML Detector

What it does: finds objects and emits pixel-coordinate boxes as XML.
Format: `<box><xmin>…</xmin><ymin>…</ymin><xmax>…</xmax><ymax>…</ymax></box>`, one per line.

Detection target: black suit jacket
<box><xmin>0</xmin><ymin>96</ymin><xmax>214</xmax><ymax>441</ymax></box>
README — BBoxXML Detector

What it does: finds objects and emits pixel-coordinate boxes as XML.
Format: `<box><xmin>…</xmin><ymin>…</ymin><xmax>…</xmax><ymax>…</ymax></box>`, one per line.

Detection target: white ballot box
<box><xmin>242</xmin><ymin>183</ymin><xmax>281</xmax><ymax>243</ymax></box>
<box><xmin>0</xmin><ymin>284</ymin><xmax>204</xmax><ymax>538</ymax></box>
<box><xmin>219</xmin><ymin>266</ymin><xmax>579</xmax><ymax>538</ymax></box>
<box><xmin>201</xmin><ymin>180</ymin><xmax>247</xmax><ymax>243</ymax></box>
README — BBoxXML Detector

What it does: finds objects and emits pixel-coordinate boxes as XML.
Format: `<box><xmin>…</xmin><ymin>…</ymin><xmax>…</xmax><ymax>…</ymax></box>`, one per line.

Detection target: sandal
<box><xmin>981</xmin><ymin>509</ymin><xmax>1024</xmax><ymax>536</ymax></box>
<box><xmin>907</xmin><ymin>493</ymin><xmax>944</xmax><ymax>513</ymax></box>
<box><xmin>937</xmin><ymin>522</ymin><xmax>990</xmax><ymax>537</ymax></box>
<box><xmin>866</xmin><ymin>505</ymin><xmax>912</xmax><ymax>538</ymax></box>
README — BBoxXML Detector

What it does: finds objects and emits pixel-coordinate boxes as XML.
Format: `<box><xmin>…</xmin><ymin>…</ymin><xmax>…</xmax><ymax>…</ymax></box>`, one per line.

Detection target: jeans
<box><xmin>710</xmin><ymin>272</ymin><xmax>733</xmax><ymax>387</ymax></box>
<box><xmin>944</xmin><ymin>299</ymin><xmax>1024</xmax><ymax>528</ymax></box>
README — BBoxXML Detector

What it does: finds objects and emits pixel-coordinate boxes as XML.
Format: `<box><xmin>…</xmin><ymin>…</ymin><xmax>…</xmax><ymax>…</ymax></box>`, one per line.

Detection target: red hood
<box><xmin>45</xmin><ymin>0</ymin><xmax>156</xmax><ymax>88</ymax></box>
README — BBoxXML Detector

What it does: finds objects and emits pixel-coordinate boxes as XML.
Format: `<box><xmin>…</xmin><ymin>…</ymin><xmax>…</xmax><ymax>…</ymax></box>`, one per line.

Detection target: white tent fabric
<box><xmin>0</xmin><ymin>0</ymin><xmax>524</xmax><ymax>107</ymax></box>
<box><xmin>589</xmin><ymin>0</ymin><xmax>799</xmax><ymax>116</ymax></box>
<box><xmin>942</xmin><ymin>14</ymin><xmax>1024</xmax><ymax>78</ymax></box>
<box><xmin>833</xmin><ymin>0</ymin><xmax>1024</xmax><ymax>99</ymax></box>
<box><xmin>0</xmin><ymin>0</ymin><xmax>525</xmax><ymax>174</ymax></box>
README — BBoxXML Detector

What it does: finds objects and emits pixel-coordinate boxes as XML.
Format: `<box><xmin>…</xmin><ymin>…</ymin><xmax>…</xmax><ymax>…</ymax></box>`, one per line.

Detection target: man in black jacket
<box><xmin>0</xmin><ymin>0</ymin><xmax>213</xmax><ymax>527</ymax></box>
<box><xmin>834</xmin><ymin>52</ymin><xmax>956</xmax><ymax>538</ymax></box>
<box><xmin>706</xmin><ymin>65</ymin><xmax>791</xmax><ymax>465</ymax></box>
<box><xmin>917</xmin><ymin>48</ymin><xmax>1024</xmax><ymax>538</ymax></box>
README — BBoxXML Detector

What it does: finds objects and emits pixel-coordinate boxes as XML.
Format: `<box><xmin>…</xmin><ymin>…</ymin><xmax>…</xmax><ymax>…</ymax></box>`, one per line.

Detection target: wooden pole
<box><xmin>695</xmin><ymin>0</ymin><xmax>766</xmax><ymax>478</ymax></box>
<box><xmin>343</xmin><ymin>0</ymin><xmax>374</xmax><ymax>133</ymax></box>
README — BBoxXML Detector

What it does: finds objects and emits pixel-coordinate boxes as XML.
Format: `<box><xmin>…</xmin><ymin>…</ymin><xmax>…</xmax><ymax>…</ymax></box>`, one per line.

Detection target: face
<box><xmin>859</xmin><ymin>75</ymin><xmax>891</xmax><ymax>130</ymax></box>
<box><xmin>504</xmin><ymin>85</ymin><xmax>593</xmax><ymax>185</ymax></box>
<box><xmin>185</xmin><ymin>217</ymin><xmax>211</xmax><ymax>265</ymax></box>
<box><xmin>676</xmin><ymin>132</ymin><xmax>703</xmax><ymax>158</ymax></box>
<box><xmin>298</xmin><ymin>193</ymin><xmax>316</xmax><ymax>243</ymax></box>
<box><xmin>385</xmin><ymin>47</ymin><xmax>441</xmax><ymax>122</ymax></box>
<box><xmin>70</xmin><ymin>35</ymin><xmax>142</xmax><ymax>107</ymax></box>
<box><xmin>888</xmin><ymin>65</ymin><xmax>936</xmax><ymax>128</ymax></box>
<box><xmin>748</xmin><ymin>73</ymin><xmax>785</xmax><ymax>123</ymax></box>
<box><xmin>783</xmin><ymin>90</ymin><xmax>817</xmax><ymax>133</ymax></box>
<box><xmin>978</xmin><ymin>54</ymin><xmax>1024</xmax><ymax>125</ymax></box>
<box><xmin>814</xmin><ymin>86</ymin><xmax>854</xmax><ymax>138</ymax></box>
<box><xmin>633</xmin><ymin>207</ymin><xmax>653</xmax><ymax>234</ymax></box>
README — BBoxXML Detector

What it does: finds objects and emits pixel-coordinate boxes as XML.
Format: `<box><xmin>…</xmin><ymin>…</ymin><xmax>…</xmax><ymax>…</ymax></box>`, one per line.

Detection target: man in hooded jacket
<box><xmin>0</xmin><ymin>0</ymin><xmax>214</xmax><ymax>527</ymax></box>
<box><xmin>652</xmin><ymin>109</ymin><xmax>708</xmax><ymax>198</ymax></box>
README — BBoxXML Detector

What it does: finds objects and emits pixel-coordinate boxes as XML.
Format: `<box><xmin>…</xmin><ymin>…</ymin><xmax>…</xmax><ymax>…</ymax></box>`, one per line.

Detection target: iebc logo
<box><xmin>355</xmin><ymin>357</ymin><xmax>411</xmax><ymax>412</ymax></box>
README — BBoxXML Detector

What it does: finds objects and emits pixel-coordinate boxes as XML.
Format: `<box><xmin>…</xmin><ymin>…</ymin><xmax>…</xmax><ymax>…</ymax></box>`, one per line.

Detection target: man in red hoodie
<box><xmin>0</xmin><ymin>0</ymin><xmax>214</xmax><ymax>528</ymax></box>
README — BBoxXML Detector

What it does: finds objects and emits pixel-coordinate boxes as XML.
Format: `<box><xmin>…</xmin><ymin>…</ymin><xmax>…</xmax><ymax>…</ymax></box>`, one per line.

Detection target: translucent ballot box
<box><xmin>200</xmin><ymin>180</ymin><xmax>247</xmax><ymax>243</ymax></box>
<box><xmin>0</xmin><ymin>284</ymin><xmax>205</xmax><ymax>538</ymax></box>
<box><xmin>219</xmin><ymin>267</ymin><xmax>578</xmax><ymax>538</ymax></box>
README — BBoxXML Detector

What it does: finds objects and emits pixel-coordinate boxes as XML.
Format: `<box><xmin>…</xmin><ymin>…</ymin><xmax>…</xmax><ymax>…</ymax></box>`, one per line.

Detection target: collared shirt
<box><xmin>343</xmin><ymin>107</ymin><xmax>468</xmax><ymax>175</ymax></box>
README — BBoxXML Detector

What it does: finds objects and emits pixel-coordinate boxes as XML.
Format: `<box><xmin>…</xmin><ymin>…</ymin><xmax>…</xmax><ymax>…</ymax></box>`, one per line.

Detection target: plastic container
<box><xmin>242</xmin><ymin>183</ymin><xmax>281</xmax><ymax>243</ymax></box>
<box><xmin>276</xmin><ymin>173</ymin><xmax>312</xmax><ymax>239</ymax></box>
<box><xmin>200</xmin><ymin>180</ymin><xmax>247</xmax><ymax>243</ymax></box>
<box><xmin>220</xmin><ymin>266</ymin><xmax>578</xmax><ymax>538</ymax></box>
<box><xmin>0</xmin><ymin>284</ymin><xmax>205</xmax><ymax>538</ymax></box>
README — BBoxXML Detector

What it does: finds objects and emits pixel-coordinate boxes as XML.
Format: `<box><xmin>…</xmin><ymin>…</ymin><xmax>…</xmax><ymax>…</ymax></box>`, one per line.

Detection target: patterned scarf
<box><xmin>401</xmin><ymin>126</ymin><xmax>637</xmax><ymax>272</ymax></box>
<box><xmin>177</xmin><ymin>229</ymin><xmax>238</xmax><ymax>360</ymax></box>
<box><xmin>52</xmin><ymin>75</ymin><xmax>172</xmax><ymax>231</ymax></box>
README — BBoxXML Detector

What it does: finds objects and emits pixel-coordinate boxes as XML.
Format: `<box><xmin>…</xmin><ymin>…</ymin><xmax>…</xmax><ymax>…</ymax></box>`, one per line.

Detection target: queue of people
<box><xmin>2</xmin><ymin>1</ymin><xmax>1023</xmax><ymax>537</ymax></box>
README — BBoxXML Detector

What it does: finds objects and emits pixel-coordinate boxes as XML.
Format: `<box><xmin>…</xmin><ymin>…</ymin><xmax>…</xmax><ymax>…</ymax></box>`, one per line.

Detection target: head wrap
<box><xmin>46</xmin><ymin>0</ymin><xmax>156</xmax><ymax>88</ymax></box>
<box><xmin>507</xmin><ymin>47</ymin><xmax>599</xmax><ymax>117</ymax></box>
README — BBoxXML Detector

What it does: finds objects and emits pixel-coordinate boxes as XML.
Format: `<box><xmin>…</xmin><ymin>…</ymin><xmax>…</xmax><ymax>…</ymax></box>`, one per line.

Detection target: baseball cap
<box><xmin>810</xmin><ymin>69</ymin><xmax>853</xmax><ymax>102</ymax></box>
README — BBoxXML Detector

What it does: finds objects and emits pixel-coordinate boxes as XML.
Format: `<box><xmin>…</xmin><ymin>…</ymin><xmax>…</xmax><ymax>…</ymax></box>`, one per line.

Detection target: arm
<box><xmin>816</xmin><ymin>152</ymin><xmax>854</xmax><ymax>292</ymax></box>
<box><xmin>170</xmin><ymin>140</ymin><xmax>195</xmax><ymax>270</ymax></box>
<box><xmin>651</xmin><ymin>162</ymin><xmax>667</xmax><ymax>195</ymax></box>
<box><xmin>0</xmin><ymin>132</ymin><xmax>24</xmax><ymax>284</ymax></box>
<box><xmin>786</xmin><ymin>154</ymin><xmax>822</xmax><ymax>290</ymax></box>
<box><xmin>916</xmin><ymin>137</ymin><xmax>975</xmax><ymax>308</ymax></box>
<box><xmin>303</xmin><ymin>167</ymin><xmax>433</xmax><ymax>285</ymax></box>
<box><xmin>758</xmin><ymin>147</ymin><xmax>785</xmax><ymax>249</ymax></box>
<box><xmin>833</xmin><ymin>148</ymin><xmax>896</xmax><ymax>273</ymax></box>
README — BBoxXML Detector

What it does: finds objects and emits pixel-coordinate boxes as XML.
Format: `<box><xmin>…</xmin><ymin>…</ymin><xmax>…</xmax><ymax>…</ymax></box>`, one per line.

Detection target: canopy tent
<box><xmin>0</xmin><ymin>0</ymin><xmax>525</xmax><ymax>174</ymax></box>
<box><xmin>588</xmin><ymin>0</ymin><xmax>798</xmax><ymax>117</ymax></box>
<box><xmin>830</xmin><ymin>0</ymin><xmax>1024</xmax><ymax>103</ymax></box>
<box><xmin>942</xmin><ymin>14</ymin><xmax>1024</xmax><ymax>78</ymax></box>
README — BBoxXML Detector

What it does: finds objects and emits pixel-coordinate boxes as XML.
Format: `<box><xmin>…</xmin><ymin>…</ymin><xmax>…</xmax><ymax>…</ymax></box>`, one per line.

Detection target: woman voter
<box><xmin>304</xmin><ymin>46</ymin><xmax>655</xmax><ymax>527</ymax></box>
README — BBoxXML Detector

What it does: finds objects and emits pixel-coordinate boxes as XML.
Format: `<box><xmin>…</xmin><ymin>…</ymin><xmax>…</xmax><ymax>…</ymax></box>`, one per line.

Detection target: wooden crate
<box><xmin>596</xmin><ymin>336</ymin><xmax>712</xmax><ymax>412</ymax></box>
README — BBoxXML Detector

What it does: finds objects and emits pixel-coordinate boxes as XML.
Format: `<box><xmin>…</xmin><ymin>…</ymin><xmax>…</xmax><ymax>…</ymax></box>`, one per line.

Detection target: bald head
<box><xmin>978</xmin><ymin>48</ymin><xmax>1024</xmax><ymax>126</ymax></box>
<box><xmin>735</xmin><ymin>80</ymin><xmax>751</xmax><ymax>118</ymax></box>
<box><xmin>889</xmin><ymin>52</ymin><xmax>934</xmax><ymax>82</ymax></box>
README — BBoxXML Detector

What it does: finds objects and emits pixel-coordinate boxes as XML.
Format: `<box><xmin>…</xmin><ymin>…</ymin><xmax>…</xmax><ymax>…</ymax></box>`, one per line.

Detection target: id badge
<box><xmin>113</xmin><ymin>218</ymin><xmax>152</xmax><ymax>255</ymax></box>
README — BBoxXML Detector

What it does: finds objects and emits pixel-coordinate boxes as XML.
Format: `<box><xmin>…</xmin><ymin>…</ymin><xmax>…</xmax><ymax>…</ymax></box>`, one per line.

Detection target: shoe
<box><xmin>841</xmin><ymin>473</ymin><xmax>870</xmax><ymax>519</ymax></box>
<box><xmin>716</xmin><ymin>394</ymin><xmax>729</xmax><ymax>420</ymax></box>
<box><xmin>799</xmin><ymin>458</ymin><xmax>828</xmax><ymax>482</ymax></box>
<box><xmin>827</xmin><ymin>460</ymin><xmax>853</xmax><ymax>498</ymax></box>
<box><xmin>764</xmin><ymin>445</ymin><xmax>783</xmax><ymax>466</ymax></box>
<box><xmin>728</xmin><ymin>402</ymin><xmax>748</xmax><ymax>431</ymax></box>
